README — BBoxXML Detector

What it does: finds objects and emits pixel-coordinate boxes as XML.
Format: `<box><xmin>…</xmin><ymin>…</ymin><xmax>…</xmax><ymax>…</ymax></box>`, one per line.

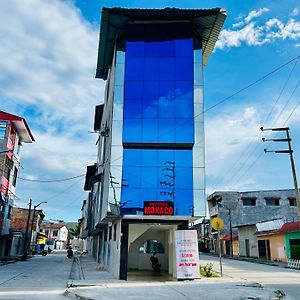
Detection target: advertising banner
<box><xmin>175</xmin><ymin>230</ymin><xmax>200</xmax><ymax>279</ymax></box>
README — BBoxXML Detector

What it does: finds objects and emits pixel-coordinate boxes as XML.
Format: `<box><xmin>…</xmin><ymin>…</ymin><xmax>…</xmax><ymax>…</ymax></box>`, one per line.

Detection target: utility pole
<box><xmin>22</xmin><ymin>199</ymin><xmax>32</xmax><ymax>260</ymax></box>
<box><xmin>228</xmin><ymin>208</ymin><xmax>233</xmax><ymax>258</ymax></box>
<box><xmin>261</xmin><ymin>127</ymin><xmax>300</xmax><ymax>223</ymax></box>
<box><xmin>29</xmin><ymin>201</ymin><xmax>47</xmax><ymax>248</ymax></box>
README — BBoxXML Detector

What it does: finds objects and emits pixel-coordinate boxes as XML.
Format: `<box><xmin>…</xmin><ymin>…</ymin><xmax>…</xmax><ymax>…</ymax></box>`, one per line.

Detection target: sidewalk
<box><xmin>64</xmin><ymin>255</ymin><xmax>283</xmax><ymax>300</ymax></box>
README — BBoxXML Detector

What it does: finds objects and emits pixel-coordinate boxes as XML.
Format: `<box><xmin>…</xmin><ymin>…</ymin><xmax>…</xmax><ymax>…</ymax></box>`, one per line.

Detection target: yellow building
<box><xmin>221</xmin><ymin>234</ymin><xmax>239</xmax><ymax>256</ymax></box>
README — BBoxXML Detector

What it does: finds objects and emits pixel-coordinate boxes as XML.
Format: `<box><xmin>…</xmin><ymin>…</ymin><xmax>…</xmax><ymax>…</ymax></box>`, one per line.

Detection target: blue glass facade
<box><xmin>110</xmin><ymin>23</ymin><xmax>205</xmax><ymax>217</ymax></box>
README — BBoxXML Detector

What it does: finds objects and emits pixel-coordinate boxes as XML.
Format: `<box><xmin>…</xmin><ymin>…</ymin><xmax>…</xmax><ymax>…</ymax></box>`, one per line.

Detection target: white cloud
<box><xmin>216</xmin><ymin>15</ymin><xmax>300</xmax><ymax>49</ymax></box>
<box><xmin>291</xmin><ymin>7</ymin><xmax>300</xmax><ymax>16</ymax></box>
<box><xmin>0</xmin><ymin>0</ymin><xmax>104</xmax><ymax>219</ymax></box>
<box><xmin>244</xmin><ymin>8</ymin><xmax>270</xmax><ymax>23</ymax></box>
<box><xmin>0</xmin><ymin>0</ymin><xmax>103</xmax><ymax>121</ymax></box>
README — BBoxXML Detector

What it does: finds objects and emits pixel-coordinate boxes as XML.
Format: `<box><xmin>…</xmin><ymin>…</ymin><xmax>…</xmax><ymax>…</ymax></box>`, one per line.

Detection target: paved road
<box><xmin>201</xmin><ymin>253</ymin><xmax>300</xmax><ymax>299</ymax></box>
<box><xmin>0</xmin><ymin>251</ymin><xmax>72</xmax><ymax>299</ymax></box>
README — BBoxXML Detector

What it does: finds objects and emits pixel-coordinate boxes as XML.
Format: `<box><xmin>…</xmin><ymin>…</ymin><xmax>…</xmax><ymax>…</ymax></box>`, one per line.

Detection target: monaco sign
<box><xmin>143</xmin><ymin>201</ymin><xmax>174</xmax><ymax>215</ymax></box>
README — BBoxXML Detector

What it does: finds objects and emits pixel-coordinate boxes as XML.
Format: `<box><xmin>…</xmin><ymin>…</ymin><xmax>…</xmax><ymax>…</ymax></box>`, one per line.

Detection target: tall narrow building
<box><xmin>84</xmin><ymin>7</ymin><xmax>226</xmax><ymax>279</ymax></box>
<box><xmin>0</xmin><ymin>111</ymin><xmax>34</xmax><ymax>257</ymax></box>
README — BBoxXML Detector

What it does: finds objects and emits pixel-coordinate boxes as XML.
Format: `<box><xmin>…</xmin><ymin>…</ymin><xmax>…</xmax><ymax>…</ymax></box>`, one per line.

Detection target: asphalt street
<box><xmin>0</xmin><ymin>251</ymin><xmax>72</xmax><ymax>300</ymax></box>
<box><xmin>200</xmin><ymin>254</ymin><xmax>300</xmax><ymax>299</ymax></box>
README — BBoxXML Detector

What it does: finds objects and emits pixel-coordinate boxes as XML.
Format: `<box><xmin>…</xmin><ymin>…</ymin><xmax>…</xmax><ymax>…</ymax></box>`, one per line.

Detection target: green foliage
<box><xmin>200</xmin><ymin>263</ymin><xmax>219</xmax><ymax>278</ymax></box>
<box><xmin>67</xmin><ymin>223</ymin><xmax>81</xmax><ymax>240</ymax></box>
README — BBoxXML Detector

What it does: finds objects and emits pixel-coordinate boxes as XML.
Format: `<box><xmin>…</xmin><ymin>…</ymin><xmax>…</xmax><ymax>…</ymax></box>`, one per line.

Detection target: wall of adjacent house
<box><xmin>285</xmin><ymin>232</ymin><xmax>300</xmax><ymax>259</ymax></box>
<box><xmin>238</xmin><ymin>225</ymin><xmax>258</xmax><ymax>258</ymax></box>
<box><xmin>257</xmin><ymin>233</ymin><xmax>286</xmax><ymax>262</ymax></box>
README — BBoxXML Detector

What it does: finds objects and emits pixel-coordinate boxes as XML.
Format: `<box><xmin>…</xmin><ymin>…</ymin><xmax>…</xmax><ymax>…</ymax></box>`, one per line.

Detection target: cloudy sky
<box><xmin>1</xmin><ymin>0</ymin><xmax>300</xmax><ymax>221</ymax></box>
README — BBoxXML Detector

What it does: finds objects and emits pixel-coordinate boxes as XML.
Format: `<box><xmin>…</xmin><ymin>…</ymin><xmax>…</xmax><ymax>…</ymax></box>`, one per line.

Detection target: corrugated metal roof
<box><xmin>256</xmin><ymin>218</ymin><xmax>285</xmax><ymax>233</ymax></box>
<box><xmin>96</xmin><ymin>7</ymin><xmax>226</xmax><ymax>79</ymax></box>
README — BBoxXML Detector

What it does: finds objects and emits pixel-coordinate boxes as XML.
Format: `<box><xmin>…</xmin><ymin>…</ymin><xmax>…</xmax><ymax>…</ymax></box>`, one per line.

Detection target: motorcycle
<box><xmin>150</xmin><ymin>253</ymin><xmax>161</xmax><ymax>272</ymax></box>
<box><xmin>67</xmin><ymin>247</ymin><xmax>73</xmax><ymax>259</ymax></box>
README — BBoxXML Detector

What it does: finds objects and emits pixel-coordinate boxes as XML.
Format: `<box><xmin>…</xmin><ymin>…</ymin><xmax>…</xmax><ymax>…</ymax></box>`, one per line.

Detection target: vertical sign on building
<box><xmin>175</xmin><ymin>230</ymin><xmax>200</xmax><ymax>279</ymax></box>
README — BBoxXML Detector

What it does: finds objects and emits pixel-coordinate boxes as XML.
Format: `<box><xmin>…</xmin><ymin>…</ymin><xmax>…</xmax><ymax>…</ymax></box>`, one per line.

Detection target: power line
<box><xmin>204</xmin><ymin>54</ymin><xmax>300</xmax><ymax>113</ymax></box>
<box><xmin>17</xmin><ymin>174</ymin><xmax>85</xmax><ymax>183</ymax></box>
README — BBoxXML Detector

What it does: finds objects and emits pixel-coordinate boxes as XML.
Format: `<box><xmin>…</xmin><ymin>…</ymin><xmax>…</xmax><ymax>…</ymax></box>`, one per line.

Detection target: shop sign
<box><xmin>175</xmin><ymin>230</ymin><xmax>200</xmax><ymax>279</ymax></box>
<box><xmin>143</xmin><ymin>201</ymin><xmax>174</xmax><ymax>215</ymax></box>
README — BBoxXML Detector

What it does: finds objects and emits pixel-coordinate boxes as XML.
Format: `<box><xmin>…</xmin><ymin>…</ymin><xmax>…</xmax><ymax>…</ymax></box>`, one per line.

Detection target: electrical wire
<box><xmin>17</xmin><ymin>174</ymin><xmax>85</xmax><ymax>183</ymax></box>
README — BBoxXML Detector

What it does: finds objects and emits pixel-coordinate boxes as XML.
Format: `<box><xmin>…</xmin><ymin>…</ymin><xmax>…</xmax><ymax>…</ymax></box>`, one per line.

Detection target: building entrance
<box><xmin>120</xmin><ymin>219</ymin><xmax>188</xmax><ymax>280</ymax></box>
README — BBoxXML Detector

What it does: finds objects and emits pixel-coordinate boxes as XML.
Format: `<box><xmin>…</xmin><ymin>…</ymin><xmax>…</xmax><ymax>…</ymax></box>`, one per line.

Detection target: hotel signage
<box><xmin>143</xmin><ymin>201</ymin><xmax>174</xmax><ymax>215</ymax></box>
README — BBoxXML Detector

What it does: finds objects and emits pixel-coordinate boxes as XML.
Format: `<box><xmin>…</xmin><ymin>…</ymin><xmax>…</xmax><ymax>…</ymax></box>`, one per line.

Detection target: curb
<box><xmin>64</xmin><ymin>289</ymin><xmax>94</xmax><ymax>300</ymax></box>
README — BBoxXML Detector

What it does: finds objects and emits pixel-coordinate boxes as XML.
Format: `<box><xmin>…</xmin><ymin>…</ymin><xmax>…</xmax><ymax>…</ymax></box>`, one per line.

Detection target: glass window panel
<box><xmin>143</xmin><ymin>98</ymin><xmax>158</xmax><ymax>118</ymax></box>
<box><xmin>159</xmin><ymin>58</ymin><xmax>175</xmax><ymax>81</ymax></box>
<box><xmin>144</xmin><ymin>58</ymin><xmax>159</xmax><ymax>80</ymax></box>
<box><xmin>125</xmin><ymin>58</ymin><xmax>143</xmax><ymax>80</ymax></box>
<box><xmin>194</xmin><ymin>49</ymin><xmax>202</xmax><ymax>64</ymax></box>
<box><xmin>158</xmin><ymin>150</ymin><xmax>174</xmax><ymax>166</ymax></box>
<box><xmin>141</xmin><ymin>150</ymin><xmax>157</xmax><ymax>167</ymax></box>
<box><xmin>123</xmin><ymin>166</ymin><xmax>141</xmax><ymax>188</ymax></box>
<box><xmin>174</xmin><ymin>189</ymin><xmax>193</xmax><ymax>215</ymax></box>
<box><xmin>175</xmin><ymin>99</ymin><xmax>194</xmax><ymax>119</ymax></box>
<box><xmin>123</xmin><ymin>119</ymin><xmax>142</xmax><ymax>143</ymax></box>
<box><xmin>175</xmin><ymin>58</ymin><xmax>193</xmax><ymax>81</ymax></box>
<box><xmin>140</xmin><ymin>188</ymin><xmax>157</xmax><ymax>201</ymax></box>
<box><xmin>175</xmin><ymin>39</ymin><xmax>193</xmax><ymax>57</ymax></box>
<box><xmin>121</xmin><ymin>187</ymin><xmax>140</xmax><ymax>207</ymax></box>
<box><xmin>124</xmin><ymin>100</ymin><xmax>142</xmax><ymax>119</ymax></box>
<box><xmin>115</xmin><ymin>63</ymin><xmax>125</xmax><ymax>86</ymax></box>
<box><xmin>176</xmin><ymin>167</ymin><xmax>193</xmax><ymax>189</ymax></box>
<box><xmin>175</xmin><ymin>119</ymin><xmax>194</xmax><ymax>144</ymax></box>
<box><xmin>142</xmin><ymin>119</ymin><xmax>158</xmax><ymax>143</ymax></box>
<box><xmin>193</xmin><ymin>148</ymin><xmax>204</xmax><ymax>168</ymax></box>
<box><xmin>126</xmin><ymin>41</ymin><xmax>144</xmax><ymax>58</ymax></box>
<box><xmin>194</xmin><ymin>63</ymin><xmax>203</xmax><ymax>86</ymax></box>
<box><xmin>175</xmin><ymin>150</ymin><xmax>192</xmax><ymax>167</ymax></box>
<box><xmin>159</xmin><ymin>96</ymin><xmax>175</xmax><ymax>119</ymax></box>
<box><xmin>158</xmin><ymin>119</ymin><xmax>175</xmax><ymax>143</ymax></box>
<box><xmin>124</xmin><ymin>82</ymin><xmax>143</xmax><ymax>100</ymax></box>
<box><xmin>194</xmin><ymin>86</ymin><xmax>203</xmax><ymax>104</ymax></box>
<box><xmin>141</xmin><ymin>167</ymin><xmax>157</xmax><ymax>188</ymax></box>
<box><xmin>175</xmin><ymin>81</ymin><xmax>193</xmax><ymax>101</ymax></box>
<box><xmin>194</xmin><ymin>122</ymin><xmax>204</xmax><ymax>147</ymax></box>
<box><xmin>111</xmin><ymin>146</ymin><xmax>123</xmax><ymax>165</ymax></box>
<box><xmin>113</xmin><ymin>103</ymin><xmax>123</xmax><ymax>121</ymax></box>
<box><xmin>159</xmin><ymin>81</ymin><xmax>175</xmax><ymax>99</ymax></box>
<box><xmin>116</xmin><ymin>50</ymin><xmax>125</xmax><ymax>64</ymax></box>
<box><xmin>193</xmin><ymin>189</ymin><xmax>206</xmax><ymax>217</ymax></box>
<box><xmin>111</xmin><ymin>121</ymin><xmax>123</xmax><ymax>146</ymax></box>
<box><xmin>123</xmin><ymin>149</ymin><xmax>141</xmax><ymax>167</ymax></box>
<box><xmin>159</xmin><ymin>40</ymin><xmax>175</xmax><ymax>57</ymax></box>
<box><xmin>143</xmin><ymin>81</ymin><xmax>159</xmax><ymax>99</ymax></box>
<box><xmin>114</xmin><ymin>86</ymin><xmax>124</xmax><ymax>104</ymax></box>
<box><xmin>144</xmin><ymin>41</ymin><xmax>161</xmax><ymax>57</ymax></box>
<box><xmin>193</xmin><ymin>167</ymin><xmax>205</xmax><ymax>190</ymax></box>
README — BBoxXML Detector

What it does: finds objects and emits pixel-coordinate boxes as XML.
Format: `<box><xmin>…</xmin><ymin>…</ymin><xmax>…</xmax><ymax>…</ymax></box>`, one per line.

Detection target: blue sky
<box><xmin>0</xmin><ymin>0</ymin><xmax>300</xmax><ymax>221</ymax></box>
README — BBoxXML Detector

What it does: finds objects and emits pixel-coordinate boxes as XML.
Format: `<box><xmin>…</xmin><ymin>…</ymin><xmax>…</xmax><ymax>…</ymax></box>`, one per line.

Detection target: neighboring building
<box><xmin>41</xmin><ymin>221</ymin><xmax>68</xmax><ymax>250</ymax></box>
<box><xmin>78</xmin><ymin>200</ymin><xmax>90</xmax><ymax>253</ymax></box>
<box><xmin>9</xmin><ymin>207</ymin><xmax>44</xmax><ymax>256</ymax></box>
<box><xmin>84</xmin><ymin>7</ymin><xmax>226</xmax><ymax>279</ymax></box>
<box><xmin>281</xmin><ymin>221</ymin><xmax>300</xmax><ymax>260</ymax></box>
<box><xmin>192</xmin><ymin>218</ymin><xmax>210</xmax><ymax>252</ymax></box>
<box><xmin>0</xmin><ymin>111</ymin><xmax>34</xmax><ymax>257</ymax></box>
<box><xmin>220</xmin><ymin>234</ymin><xmax>239</xmax><ymax>256</ymax></box>
<box><xmin>207</xmin><ymin>189</ymin><xmax>298</xmax><ymax>254</ymax></box>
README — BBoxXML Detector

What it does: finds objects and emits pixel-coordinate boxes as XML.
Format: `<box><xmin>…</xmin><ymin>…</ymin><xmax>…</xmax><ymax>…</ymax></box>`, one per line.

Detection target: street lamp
<box><xmin>29</xmin><ymin>201</ymin><xmax>47</xmax><ymax>248</ymax></box>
